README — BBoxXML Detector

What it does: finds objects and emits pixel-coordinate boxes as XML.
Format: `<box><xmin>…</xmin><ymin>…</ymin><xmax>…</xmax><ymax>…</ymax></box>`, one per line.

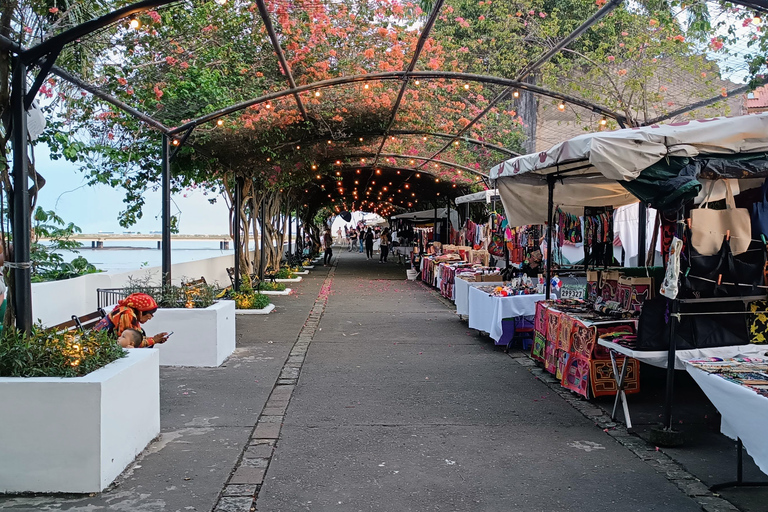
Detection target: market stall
<box><xmin>468</xmin><ymin>286</ymin><xmax>547</xmax><ymax>344</ymax></box>
<box><xmin>490</xmin><ymin>113</ymin><xmax>768</xmax><ymax>437</ymax></box>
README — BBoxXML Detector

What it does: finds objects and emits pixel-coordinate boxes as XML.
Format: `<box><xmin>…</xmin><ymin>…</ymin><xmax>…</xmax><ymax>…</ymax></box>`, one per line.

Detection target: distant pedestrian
<box><xmin>358</xmin><ymin>228</ymin><xmax>365</xmax><ymax>253</ymax></box>
<box><xmin>364</xmin><ymin>228</ymin><xmax>374</xmax><ymax>259</ymax></box>
<box><xmin>323</xmin><ymin>228</ymin><xmax>333</xmax><ymax>266</ymax></box>
<box><xmin>348</xmin><ymin>228</ymin><xmax>358</xmax><ymax>252</ymax></box>
<box><xmin>379</xmin><ymin>228</ymin><xmax>390</xmax><ymax>263</ymax></box>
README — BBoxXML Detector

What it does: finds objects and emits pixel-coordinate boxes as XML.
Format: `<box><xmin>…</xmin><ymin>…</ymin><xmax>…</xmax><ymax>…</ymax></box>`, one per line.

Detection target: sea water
<box><xmin>58</xmin><ymin>241</ymin><xmax>242</xmax><ymax>273</ymax></box>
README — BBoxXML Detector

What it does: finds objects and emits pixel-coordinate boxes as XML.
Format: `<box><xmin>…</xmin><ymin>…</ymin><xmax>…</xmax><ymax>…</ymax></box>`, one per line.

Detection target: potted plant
<box><xmin>228</xmin><ymin>281</ymin><xmax>275</xmax><ymax>314</ymax></box>
<box><xmin>273</xmin><ymin>267</ymin><xmax>302</xmax><ymax>283</ymax></box>
<box><xmin>0</xmin><ymin>328</ymin><xmax>159</xmax><ymax>493</ymax></box>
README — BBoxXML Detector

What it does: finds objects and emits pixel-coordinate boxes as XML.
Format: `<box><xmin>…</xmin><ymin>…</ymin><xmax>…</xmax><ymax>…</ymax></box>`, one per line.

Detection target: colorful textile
<box><xmin>535</xmin><ymin>301</ymin><xmax>548</xmax><ymax>338</ymax></box>
<box><xmin>590</xmin><ymin>358</ymin><xmax>640</xmax><ymax>397</ymax></box>
<box><xmin>750</xmin><ymin>300</ymin><xmax>768</xmax><ymax>344</ymax></box>
<box><xmin>570</xmin><ymin>321</ymin><xmax>596</xmax><ymax>358</ymax></box>
<box><xmin>561</xmin><ymin>354</ymin><xmax>591</xmax><ymax>397</ymax></box>
<box><xmin>546</xmin><ymin>309</ymin><xmax>560</xmax><ymax>344</ymax></box>
<box><xmin>532</xmin><ymin>333</ymin><xmax>546</xmax><ymax>363</ymax></box>
<box><xmin>544</xmin><ymin>342</ymin><xmax>558</xmax><ymax>374</ymax></box>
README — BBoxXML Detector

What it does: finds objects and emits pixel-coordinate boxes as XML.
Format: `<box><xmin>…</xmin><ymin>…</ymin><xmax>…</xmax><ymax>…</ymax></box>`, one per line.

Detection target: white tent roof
<box><xmin>489</xmin><ymin>113</ymin><xmax>768</xmax><ymax>227</ymax></box>
<box><xmin>391</xmin><ymin>208</ymin><xmax>460</xmax><ymax>226</ymax></box>
<box><xmin>454</xmin><ymin>189</ymin><xmax>500</xmax><ymax>205</ymax></box>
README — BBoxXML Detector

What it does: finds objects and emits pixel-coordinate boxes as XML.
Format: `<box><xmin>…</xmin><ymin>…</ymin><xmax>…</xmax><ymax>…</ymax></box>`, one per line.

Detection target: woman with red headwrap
<box><xmin>95</xmin><ymin>293</ymin><xmax>170</xmax><ymax>347</ymax></box>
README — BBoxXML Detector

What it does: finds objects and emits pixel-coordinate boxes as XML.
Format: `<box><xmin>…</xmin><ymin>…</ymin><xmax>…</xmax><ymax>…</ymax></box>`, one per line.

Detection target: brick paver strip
<box><xmin>212</xmin><ymin>264</ymin><xmax>336</xmax><ymax>511</ymax></box>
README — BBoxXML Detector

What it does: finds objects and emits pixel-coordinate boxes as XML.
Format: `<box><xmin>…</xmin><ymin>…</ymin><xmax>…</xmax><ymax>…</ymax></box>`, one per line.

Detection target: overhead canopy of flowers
<box><xmin>8</xmin><ymin>0</ymin><xmax>768</xmax><ymax>220</ymax></box>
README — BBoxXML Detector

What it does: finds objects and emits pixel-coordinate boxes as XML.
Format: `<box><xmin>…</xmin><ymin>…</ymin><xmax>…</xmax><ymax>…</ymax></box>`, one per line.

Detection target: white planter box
<box><xmin>293</xmin><ymin>270</ymin><xmax>309</xmax><ymax>275</ymax></box>
<box><xmin>0</xmin><ymin>349</ymin><xmax>160</xmax><ymax>493</ymax></box>
<box><xmin>303</xmin><ymin>265</ymin><xmax>315</xmax><ymax>269</ymax></box>
<box><xmin>235</xmin><ymin>304</ymin><xmax>275</xmax><ymax>315</ymax></box>
<box><xmin>275</xmin><ymin>276</ymin><xmax>303</xmax><ymax>283</ymax></box>
<box><xmin>260</xmin><ymin>288</ymin><xmax>291</xmax><ymax>295</ymax></box>
<box><xmin>151</xmin><ymin>300</ymin><xmax>235</xmax><ymax>367</ymax></box>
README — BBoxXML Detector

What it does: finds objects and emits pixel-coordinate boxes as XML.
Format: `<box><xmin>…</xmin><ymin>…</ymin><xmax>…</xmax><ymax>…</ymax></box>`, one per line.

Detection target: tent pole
<box><xmin>446</xmin><ymin>198</ymin><xmax>450</xmax><ymax>245</ymax></box>
<box><xmin>545</xmin><ymin>177</ymin><xmax>555</xmax><ymax>298</ymax></box>
<box><xmin>662</xmin><ymin>208</ymin><xmax>684</xmax><ymax>430</ymax></box>
<box><xmin>433</xmin><ymin>204</ymin><xmax>438</xmax><ymax>244</ymax></box>
<box><xmin>638</xmin><ymin>202</ymin><xmax>647</xmax><ymax>267</ymax></box>
<box><xmin>233</xmin><ymin>177</ymin><xmax>242</xmax><ymax>292</ymax></box>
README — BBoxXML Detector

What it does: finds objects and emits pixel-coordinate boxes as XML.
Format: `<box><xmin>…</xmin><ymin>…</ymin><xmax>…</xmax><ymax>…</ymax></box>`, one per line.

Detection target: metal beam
<box><xmin>253</xmin><ymin>0</ymin><xmax>308</xmax><ymax>121</ymax></box>
<box><xmin>644</xmin><ymin>79</ymin><xmax>767</xmax><ymax>126</ymax></box>
<box><xmin>372</xmin><ymin>0</ymin><xmax>445</xmax><ymax>167</ymax></box>
<box><xmin>21</xmin><ymin>0</ymin><xmax>181</xmax><ymax>64</ymax></box>
<box><xmin>24</xmin><ymin>48</ymin><xmax>61</xmax><ymax>109</ymax></box>
<box><xmin>334</xmin><ymin>153</ymin><xmax>489</xmax><ymax>178</ymax></box>
<box><xmin>274</xmin><ymin>130</ymin><xmax>518</xmax><ymax>157</ymax></box>
<box><xmin>11</xmin><ymin>59</ymin><xmax>32</xmax><ymax>332</ymax></box>
<box><xmin>418</xmin><ymin>0</ymin><xmax>624</xmax><ymax>169</ymax></box>
<box><xmin>168</xmin><ymin>71</ymin><xmax>626</xmax><ymax>135</ymax></box>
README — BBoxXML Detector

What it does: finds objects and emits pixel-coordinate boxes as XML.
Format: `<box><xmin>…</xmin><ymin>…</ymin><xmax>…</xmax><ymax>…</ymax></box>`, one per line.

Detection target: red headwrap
<box><xmin>118</xmin><ymin>293</ymin><xmax>158</xmax><ymax>312</ymax></box>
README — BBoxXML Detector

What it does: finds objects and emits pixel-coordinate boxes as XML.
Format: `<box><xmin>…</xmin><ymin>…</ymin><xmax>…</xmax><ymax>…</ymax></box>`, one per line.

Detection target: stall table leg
<box><xmin>608</xmin><ymin>350</ymin><xmax>632</xmax><ymax>430</ymax></box>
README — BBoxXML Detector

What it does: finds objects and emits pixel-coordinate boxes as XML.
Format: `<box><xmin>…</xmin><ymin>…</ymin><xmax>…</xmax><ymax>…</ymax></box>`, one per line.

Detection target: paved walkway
<box><xmin>0</xmin><ymin>249</ymin><xmax>763</xmax><ymax>511</ymax></box>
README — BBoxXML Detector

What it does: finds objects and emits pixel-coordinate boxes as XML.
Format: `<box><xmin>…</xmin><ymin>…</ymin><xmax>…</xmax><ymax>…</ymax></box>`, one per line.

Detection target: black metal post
<box><xmin>287</xmin><ymin>200</ymin><xmax>292</xmax><ymax>260</ymax></box>
<box><xmin>11</xmin><ymin>59</ymin><xmax>32</xmax><ymax>332</ymax></box>
<box><xmin>446</xmin><ymin>198</ymin><xmax>451</xmax><ymax>245</ymax></box>
<box><xmin>233</xmin><ymin>177</ymin><xmax>242</xmax><ymax>291</ymax></box>
<box><xmin>259</xmin><ymin>196</ymin><xmax>266</xmax><ymax>281</ymax></box>
<box><xmin>662</xmin><ymin>208</ymin><xmax>684</xmax><ymax>430</ymax></box>
<box><xmin>545</xmin><ymin>177</ymin><xmax>555</xmax><ymax>299</ymax></box>
<box><xmin>161</xmin><ymin>134</ymin><xmax>171</xmax><ymax>287</ymax></box>
<box><xmin>638</xmin><ymin>202</ymin><xmax>647</xmax><ymax>267</ymax></box>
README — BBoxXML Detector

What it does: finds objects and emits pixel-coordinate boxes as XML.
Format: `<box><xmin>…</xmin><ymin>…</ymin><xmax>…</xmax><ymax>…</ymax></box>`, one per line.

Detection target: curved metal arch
<box><xmin>270</xmin><ymin>130</ymin><xmax>519</xmax><ymax>157</ymax></box>
<box><xmin>168</xmin><ymin>71</ymin><xmax>627</xmax><ymax>135</ymax></box>
<box><xmin>313</xmin><ymin>153</ymin><xmax>488</xmax><ymax>180</ymax></box>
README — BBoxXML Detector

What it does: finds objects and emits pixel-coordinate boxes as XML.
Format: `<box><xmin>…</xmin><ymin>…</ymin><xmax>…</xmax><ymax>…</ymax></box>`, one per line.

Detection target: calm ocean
<box><xmin>59</xmin><ymin>241</ymin><xmax>244</xmax><ymax>273</ymax></box>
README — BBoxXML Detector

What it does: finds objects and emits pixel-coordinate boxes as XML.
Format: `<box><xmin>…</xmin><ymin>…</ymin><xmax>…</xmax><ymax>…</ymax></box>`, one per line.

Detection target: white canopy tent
<box><xmin>454</xmin><ymin>189</ymin><xmax>500</xmax><ymax>205</ymax></box>
<box><xmin>391</xmin><ymin>207</ymin><xmax>460</xmax><ymax>227</ymax></box>
<box><xmin>489</xmin><ymin>113</ymin><xmax>768</xmax><ymax>228</ymax></box>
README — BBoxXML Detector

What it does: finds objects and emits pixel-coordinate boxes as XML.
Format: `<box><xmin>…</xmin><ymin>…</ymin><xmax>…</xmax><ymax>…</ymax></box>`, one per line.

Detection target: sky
<box><xmin>34</xmin><ymin>146</ymin><xmax>233</xmax><ymax>235</ymax></box>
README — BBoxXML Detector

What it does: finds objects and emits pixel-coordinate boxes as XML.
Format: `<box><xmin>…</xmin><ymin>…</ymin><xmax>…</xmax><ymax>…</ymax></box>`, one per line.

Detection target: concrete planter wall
<box><xmin>0</xmin><ymin>349</ymin><xmax>160</xmax><ymax>493</ymax></box>
<box><xmin>151</xmin><ymin>300</ymin><xmax>235</xmax><ymax>367</ymax></box>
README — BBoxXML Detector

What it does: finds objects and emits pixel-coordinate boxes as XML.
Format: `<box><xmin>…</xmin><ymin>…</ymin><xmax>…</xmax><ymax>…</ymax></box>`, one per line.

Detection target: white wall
<box><xmin>31</xmin><ymin>253</ymin><xmax>249</xmax><ymax>327</ymax></box>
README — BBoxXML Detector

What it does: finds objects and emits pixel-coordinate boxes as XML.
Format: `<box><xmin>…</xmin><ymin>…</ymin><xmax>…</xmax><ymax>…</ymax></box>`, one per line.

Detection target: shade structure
<box><xmin>490</xmin><ymin>113</ymin><xmax>768</xmax><ymax>227</ymax></box>
<box><xmin>454</xmin><ymin>190</ymin><xmax>500</xmax><ymax>205</ymax></box>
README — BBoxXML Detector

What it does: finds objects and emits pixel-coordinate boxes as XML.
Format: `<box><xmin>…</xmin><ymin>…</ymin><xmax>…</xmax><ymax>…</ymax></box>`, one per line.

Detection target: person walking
<box><xmin>379</xmin><ymin>228</ymin><xmax>390</xmax><ymax>263</ymax></box>
<box><xmin>323</xmin><ymin>228</ymin><xmax>333</xmax><ymax>266</ymax></box>
<box><xmin>348</xmin><ymin>228</ymin><xmax>357</xmax><ymax>252</ymax></box>
<box><xmin>364</xmin><ymin>227</ymin><xmax>374</xmax><ymax>260</ymax></box>
<box><xmin>358</xmin><ymin>227</ymin><xmax>365</xmax><ymax>253</ymax></box>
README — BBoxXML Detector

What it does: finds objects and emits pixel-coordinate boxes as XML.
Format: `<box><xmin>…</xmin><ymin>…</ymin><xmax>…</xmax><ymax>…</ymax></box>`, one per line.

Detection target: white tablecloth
<box><xmin>686</xmin><ymin>361</ymin><xmax>768</xmax><ymax>475</ymax></box>
<box><xmin>454</xmin><ymin>277</ymin><xmax>486</xmax><ymax>317</ymax></box>
<box><xmin>597</xmin><ymin>340</ymin><xmax>768</xmax><ymax>370</ymax></box>
<box><xmin>468</xmin><ymin>287</ymin><xmax>546</xmax><ymax>341</ymax></box>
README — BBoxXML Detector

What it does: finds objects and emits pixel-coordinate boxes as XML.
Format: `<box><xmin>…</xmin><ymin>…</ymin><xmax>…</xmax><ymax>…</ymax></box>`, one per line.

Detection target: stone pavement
<box><xmin>1</xmin><ymin>249</ymin><xmax>765</xmax><ymax>511</ymax></box>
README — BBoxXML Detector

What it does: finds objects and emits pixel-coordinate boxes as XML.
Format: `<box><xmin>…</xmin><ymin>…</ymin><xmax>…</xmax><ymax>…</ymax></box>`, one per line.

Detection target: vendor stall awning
<box><xmin>489</xmin><ymin>114</ymin><xmax>768</xmax><ymax>227</ymax></box>
<box><xmin>490</xmin><ymin>114</ymin><xmax>768</xmax><ymax>183</ymax></box>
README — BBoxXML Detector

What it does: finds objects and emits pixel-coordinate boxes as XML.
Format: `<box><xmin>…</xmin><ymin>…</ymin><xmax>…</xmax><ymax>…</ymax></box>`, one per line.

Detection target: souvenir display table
<box><xmin>685</xmin><ymin>358</ymin><xmax>768</xmax><ymax>476</ymax></box>
<box><xmin>455</xmin><ymin>277</ymin><xmax>489</xmax><ymax>317</ymax></box>
<box><xmin>533</xmin><ymin>300</ymin><xmax>640</xmax><ymax>399</ymax></box>
<box><xmin>597</xmin><ymin>340</ymin><xmax>768</xmax><ymax>370</ymax></box>
<box><xmin>468</xmin><ymin>287</ymin><xmax>546</xmax><ymax>342</ymax></box>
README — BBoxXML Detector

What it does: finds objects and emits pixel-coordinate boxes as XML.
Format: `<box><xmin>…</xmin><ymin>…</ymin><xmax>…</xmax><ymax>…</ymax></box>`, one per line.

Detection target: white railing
<box><xmin>31</xmin><ymin>253</ymin><xmax>247</xmax><ymax>327</ymax></box>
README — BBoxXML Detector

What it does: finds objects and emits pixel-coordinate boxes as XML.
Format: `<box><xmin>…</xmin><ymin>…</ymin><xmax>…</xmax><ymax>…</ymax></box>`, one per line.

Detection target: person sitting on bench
<box><xmin>95</xmin><ymin>293</ymin><xmax>170</xmax><ymax>347</ymax></box>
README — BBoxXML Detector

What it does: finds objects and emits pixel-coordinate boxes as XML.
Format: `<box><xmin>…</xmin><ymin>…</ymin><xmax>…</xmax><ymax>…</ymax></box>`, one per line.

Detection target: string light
<box><xmin>364</xmin><ymin>83</ymin><xmax>370</xmax><ymax>90</ymax></box>
<box><xmin>129</xmin><ymin>15</ymin><xmax>140</xmax><ymax>29</ymax></box>
<box><xmin>558</xmin><ymin>101</ymin><xmax>566</xmax><ymax>111</ymax></box>
<box><xmin>296</xmin><ymin>145</ymin><xmax>301</xmax><ymax>150</ymax></box>
<box><xmin>327</xmin><ymin>140</ymin><xmax>332</xmax><ymax>144</ymax></box>
<box><xmin>464</xmin><ymin>84</ymin><xmax>470</xmax><ymax>90</ymax></box>
<box><xmin>312</xmin><ymin>164</ymin><xmax>317</xmax><ymax>170</ymax></box>
<box><xmin>265</xmin><ymin>103</ymin><xmax>271</xmax><ymax>109</ymax></box>
<box><xmin>171</xmin><ymin>139</ymin><xmax>180</xmax><ymax>146</ymax></box>
<box><xmin>453</xmin><ymin>140</ymin><xmax>460</xmax><ymax>146</ymax></box>
<box><xmin>415</xmin><ymin>173</ymin><xmax>421</xmax><ymax>178</ymax></box>
<box><xmin>359</xmin><ymin>137</ymin><xmax>364</xmax><ymax>142</ymax></box>
<box><xmin>600</xmin><ymin>116</ymin><xmax>608</xmax><ymax>126</ymax></box>
<box><xmin>266</xmin><ymin>157</ymin><xmax>271</xmax><ymax>162</ymax></box>
<box><xmin>317</xmin><ymin>175</ymin><xmax>322</xmax><ymax>179</ymax></box>
<box><xmin>512</xmin><ymin>89</ymin><xmax>520</xmax><ymax>99</ymax></box>
<box><xmin>414</xmin><ymin>80</ymin><xmax>420</xmax><ymax>85</ymax></box>
<box><xmin>376</xmin><ymin>169</ymin><xmax>381</xmax><ymax>174</ymax></box>
<box><xmin>216</xmin><ymin>119</ymin><xmax>224</xmax><ymax>126</ymax></box>
<box><xmin>314</xmin><ymin>91</ymin><xmax>321</xmax><ymax>97</ymax></box>
<box><xmin>336</xmin><ymin>171</ymin><xmax>341</xmax><ymax>176</ymax></box>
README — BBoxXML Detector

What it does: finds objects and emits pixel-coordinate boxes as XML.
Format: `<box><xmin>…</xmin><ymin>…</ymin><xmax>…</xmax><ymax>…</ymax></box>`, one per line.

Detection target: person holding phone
<box><xmin>95</xmin><ymin>293</ymin><xmax>170</xmax><ymax>347</ymax></box>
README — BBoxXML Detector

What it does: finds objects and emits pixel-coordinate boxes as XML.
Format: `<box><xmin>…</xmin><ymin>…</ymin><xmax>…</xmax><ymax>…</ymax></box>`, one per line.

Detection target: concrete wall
<box><xmin>31</xmin><ymin>253</ymin><xmax>248</xmax><ymax>327</ymax></box>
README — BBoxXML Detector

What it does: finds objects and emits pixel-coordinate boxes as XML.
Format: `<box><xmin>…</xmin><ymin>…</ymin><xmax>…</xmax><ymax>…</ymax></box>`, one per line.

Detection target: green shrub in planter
<box><xmin>274</xmin><ymin>268</ymin><xmax>295</xmax><ymax>279</ymax></box>
<box><xmin>259</xmin><ymin>281</ymin><xmax>287</xmax><ymax>292</ymax></box>
<box><xmin>230</xmin><ymin>291</ymin><xmax>271</xmax><ymax>310</ymax></box>
<box><xmin>0</xmin><ymin>326</ymin><xmax>126</xmax><ymax>377</ymax></box>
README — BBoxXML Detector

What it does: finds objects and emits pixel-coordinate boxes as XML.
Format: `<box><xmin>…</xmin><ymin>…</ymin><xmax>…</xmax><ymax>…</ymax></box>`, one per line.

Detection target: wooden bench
<box><xmin>226</xmin><ymin>268</ymin><xmax>275</xmax><ymax>291</ymax></box>
<box><xmin>50</xmin><ymin>309</ymin><xmax>107</xmax><ymax>334</ymax></box>
<box><xmin>182</xmin><ymin>276</ymin><xmax>208</xmax><ymax>292</ymax></box>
